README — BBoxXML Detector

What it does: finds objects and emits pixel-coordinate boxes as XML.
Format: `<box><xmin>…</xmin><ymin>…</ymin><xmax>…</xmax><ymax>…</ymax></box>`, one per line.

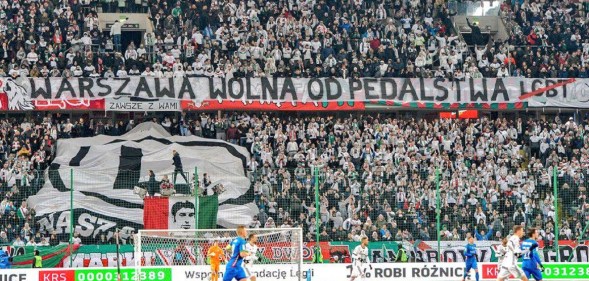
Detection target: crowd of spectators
<box><xmin>199</xmin><ymin>112</ymin><xmax>589</xmax><ymax>245</ymax></box>
<box><xmin>1</xmin><ymin>112</ymin><xmax>589</xmax><ymax>247</ymax></box>
<box><xmin>498</xmin><ymin>0</ymin><xmax>589</xmax><ymax>78</ymax></box>
<box><xmin>3</xmin><ymin>0</ymin><xmax>588</xmax><ymax>81</ymax></box>
<box><xmin>0</xmin><ymin>118</ymin><xmax>55</xmax><ymax>246</ymax></box>
<box><xmin>1</xmin><ymin>0</ymin><xmax>589</xmax><ymax>248</ymax></box>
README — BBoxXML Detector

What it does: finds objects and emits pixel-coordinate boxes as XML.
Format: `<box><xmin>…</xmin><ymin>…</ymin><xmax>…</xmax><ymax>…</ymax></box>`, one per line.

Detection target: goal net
<box><xmin>135</xmin><ymin>228</ymin><xmax>304</xmax><ymax>281</ymax></box>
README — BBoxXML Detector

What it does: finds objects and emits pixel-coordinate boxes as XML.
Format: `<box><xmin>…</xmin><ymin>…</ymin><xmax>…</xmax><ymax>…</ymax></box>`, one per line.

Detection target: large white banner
<box><xmin>28</xmin><ymin>122</ymin><xmax>256</xmax><ymax>244</ymax></box>
<box><xmin>1</xmin><ymin>77</ymin><xmax>589</xmax><ymax>110</ymax></box>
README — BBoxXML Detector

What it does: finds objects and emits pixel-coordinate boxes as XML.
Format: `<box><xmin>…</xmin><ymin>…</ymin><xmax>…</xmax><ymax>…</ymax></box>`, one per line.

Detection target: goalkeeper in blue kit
<box><xmin>521</xmin><ymin>228</ymin><xmax>543</xmax><ymax>281</ymax></box>
<box><xmin>462</xmin><ymin>236</ymin><xmax>479</xmax><ymax>281</ymax></box>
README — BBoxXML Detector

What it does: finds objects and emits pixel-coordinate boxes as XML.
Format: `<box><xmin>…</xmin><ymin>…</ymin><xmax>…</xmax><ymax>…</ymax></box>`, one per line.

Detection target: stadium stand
<box><xmin>2</xmin><ymin>0</ymin><xmax>588</xmax><ymax>80</ymax></box>
<box><xmin>498</xmin><ymin>0</ymin><xmax>589</xmax><ymax>78</ymax></box>
<box><xmin>0</xmin><ymin>113</ymin><xmax>588</xmax><ymax>246</ymax></box>
<box><xmin>1</xmin><ymin>0</ymin><xmax>469</xmax><ymax>79</ymax></box>
<box><xmin>0</xmin><ymin>0</ymin><xmax>588</xmax><ymax>254</ymax></box>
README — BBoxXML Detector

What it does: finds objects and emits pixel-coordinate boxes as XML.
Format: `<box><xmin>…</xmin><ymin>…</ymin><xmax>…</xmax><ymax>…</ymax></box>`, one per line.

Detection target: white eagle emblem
<box><xmin>1</xmin><ymin>78</ymin><xmax>35</xmax><ymax>110</ymax></box>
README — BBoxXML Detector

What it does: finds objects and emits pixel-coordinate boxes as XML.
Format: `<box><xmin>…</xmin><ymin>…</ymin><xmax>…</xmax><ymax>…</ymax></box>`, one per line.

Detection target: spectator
<box><xmin>13</xmin><ymin>237</ymin><xmax>24</xmax><ymax>246</ymax></box>
<box><xmin>146</xmin><ymin>170</ymin><xmax>159</xmax><ymax>195</ymax></box>
<box><xmin>160</xmin><ymin>175</ymin><xmax>174</xmax><ymax>192</ymax></box>
<box><xmin>466</xmin><ymin>18</ymin><xmax>484</xmax><ymax>45</ymax></box>
<box><xmin>110</xmin><ymin>20</ymin><xmax>123</xmax><ymax>52</ymax></box>
<box><xmin>72</xmin><ymin>233</ymin><xmax>82</xmax><ymax>245</ymax></box>
<box><xmin>49</xmin><ymin>234</ymin><xmax>60</xmax><ymax>246</ymax></box>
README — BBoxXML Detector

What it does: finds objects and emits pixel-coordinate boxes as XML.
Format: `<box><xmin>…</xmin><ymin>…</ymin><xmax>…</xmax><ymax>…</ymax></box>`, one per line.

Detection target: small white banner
<box><xmin>105</xmin><ymin>98</ymin><xmax>181</xmax><ymax>112</ymax></box>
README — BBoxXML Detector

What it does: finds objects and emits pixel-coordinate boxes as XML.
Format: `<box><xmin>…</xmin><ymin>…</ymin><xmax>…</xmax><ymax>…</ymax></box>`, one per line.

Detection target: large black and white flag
<box><xmin>28</xmin><ymin>122</ymin><xmax>256</xmax><ymax>243</ymax></box>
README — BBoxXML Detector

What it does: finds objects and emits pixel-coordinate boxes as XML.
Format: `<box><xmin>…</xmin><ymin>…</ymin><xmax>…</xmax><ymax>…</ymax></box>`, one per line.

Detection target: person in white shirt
<box><xmin>163</xmin><ymin>33</ymin><xmax>175</xmax><ymax>49</ymax></box>
<box><xmin>495</xmin><ymin>51</ymin><xmax>507</xmax><ymax>63</ymax></box>
<box><xmin>173</xmin><ymin>65</ymin><xmax>186</xmax><ymax>78</ymax></box>
<box><xmin>110</xmin><ymin>20</ymin><xmax>122</xmax><ymax>52</ymax></box>
<box><xmin>84</xmin><ymin>64</ymin><xmax>95</xmax><ymax>74</ymax></box>
<box><xmin>73</xmin><ymin>233</ymin><xmax>82</xmax><ymax>244</ymax></box>
<box><xmin>171</xmin><ymin>46</ymin><xmax>181</xmax><ymax>59</ymax></box>
<box><xmin>496</xmin><ymin>237</ymin><xmax>510</xmax><ymax>281</ymax></box>
<box><xmin>81</xmin><ymin>32</ymin><xmax>92</xmax><ymax>51</ymax></box>
<box><xmin>435</xmin><ymin>34</ymin><xmax>459</xmax><ymax>48</ymax></box>
<box><xmin>13</xmin><ymin>237</ymin><xmax>25</xmax><ymax>246</ymax></box>
<box><xmin>489</xmin><ymin>58</ymin><xmax>501</xmax><ymax>71</ymax></box>
<box><xmin>38</xmin><ymin>238</ymin><xmax>50</xmax><ymax>246</ymax></box>
<box><xmin>26</xmin><ymin>51</ymin><xmax>38</xmax><ymax>64</ymax></box>
<box><xmin>243</xmin><ymin>234</ymin><xmax>259</xmax><ymax>281</ymax></box>
<box><xmin>474</xmin><ymin>44</ymin><xmax>487</xmax><ymax>61</ymax></box>
<box><xmin>163</xmin><ymin>68</ymin><xmax>174</xmax><ymax>78</ymax></box>
<box><xmin>125</xmin><ymin>47</ymin><xmax>138</xmax><ymax>60</ymax></box>
<box><xmin>141</xmin><ymin>67</ymin><xmax>154</xmax><ymax>77</ymax></box>
<box><xmin>129</xmin><ymin>66</ymin><xmax>140</xmax><ymax>76</ymax></box>
<box><xmin>192</xmin><ymin>29</ymin><xmax>203</xmax><ymax>46</ymax></box>
<box><xmin>497</xmin><ymin>65</ymin><xmax>510</xmax><ymax>77</ymax></box>
<box><xmin>497</xmin><ymin>226</ymin><xmax>528</xmax><ymax>281</ymax></box>
<box><xmin>162</xmin><ymin>51</ymin><xmax>175</xmax><ymax>67</ymax></box>
<box><xmin>8</xmin><ymin>66</ymin><xmax>20</xmax><ymax>77</ymax></box>
<box><xmin>350</xmin><ymin>236</ymin><xmax>369</xmax><ymax>281</ymax></box>
<box><xmin>478</xmin><ymin>57</ymin><xmax>490</xmax><ymax>69</ymax></box>
<box><xmin>137</xmin><ymin>44</ymin><xmax>146</xmax><ymax>57</ymax></box>
<box><xmin>153</xmin><ymin>67</ymin><xmax>164</xmax><ymax>78</ymax></box>
<box><xmin>144</xmin><ymin>32</ymin><xmax>155</xmax><ymax>53</ymax></box>
<box><xmin>73</xmin><ymin>66</ymin><xmax>83</xmax><ymax>77</ymax></box>
<box><xmin>116</xmin><ymin>66</ymin><xmax>128</xmax><ymax>77</ymax></box>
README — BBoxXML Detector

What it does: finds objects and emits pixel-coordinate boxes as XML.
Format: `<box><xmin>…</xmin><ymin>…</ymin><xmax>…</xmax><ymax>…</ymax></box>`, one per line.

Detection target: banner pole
<box><xmin>553</xmin><ymin>166</ymin><xmax>559</xmax><ymax>262</ymax></box>
<box><xmin>435</xmin><ymin>168</ymin><xmax>441</xmax><ymax>262</ymax></box>
<box><xmin>579</xmin><ymin>222</ymin><xmax>589</xmax><ymax>241</ymax></box>
<box><xmin>193</xmin><ymin>166</ymin><xmax>200</xmax><ymax>264</ymax></box>
<box><xmin>115</xmin><ymin>229</ymin><xmax>121</xmax><ymax>281</ymax></box>
<box><xmin>69</xmin><ymin>168</ymin><xmax>74</xmax><ymax>267</ymax></box>
<box><xmin>195</xmin><ymin>167</ymin><xmax>199</xmax><ymax>229</ymax></box>
<box><xmin>314</xmin><ymin>166</ymin><xmax>320</xmax><ymax>262</ymax></box>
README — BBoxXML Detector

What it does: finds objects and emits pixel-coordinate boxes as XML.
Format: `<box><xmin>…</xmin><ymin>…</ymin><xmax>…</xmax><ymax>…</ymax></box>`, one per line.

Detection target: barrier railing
<box><xmin>1</xmin><ymin>137</ymin><xmax>587</xmax><ymax>267</ymax></box>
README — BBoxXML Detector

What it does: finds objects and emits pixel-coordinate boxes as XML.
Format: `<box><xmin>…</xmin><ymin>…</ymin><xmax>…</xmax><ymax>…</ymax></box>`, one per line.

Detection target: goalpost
<box><xmin>135</xmin><ymin>228</ymin><xmax>304</xmax><ymax>281</ymax></box>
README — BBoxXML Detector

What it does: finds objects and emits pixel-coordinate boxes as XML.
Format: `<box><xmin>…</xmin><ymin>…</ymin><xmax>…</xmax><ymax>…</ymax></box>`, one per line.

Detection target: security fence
<box><xmin>1</xmin><ymin>156</ymin><xmax>588</xmax><ymax>266</ymax></box>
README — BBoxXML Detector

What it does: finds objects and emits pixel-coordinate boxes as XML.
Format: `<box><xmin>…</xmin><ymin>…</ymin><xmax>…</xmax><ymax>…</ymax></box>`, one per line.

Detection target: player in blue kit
<box><xmin>462</xmin><ymin>236</ymin><xmax>479</xmax><ymax>281</ymax></box>
<box><xmin>223</xmin><ymin>226</ymin><xmax>251</xmax><ymax>281</ymax></box>
<box><xmin>521</xmin><ymin>228</ymin><xmax>543</xmax><ymax>281</ymax></box>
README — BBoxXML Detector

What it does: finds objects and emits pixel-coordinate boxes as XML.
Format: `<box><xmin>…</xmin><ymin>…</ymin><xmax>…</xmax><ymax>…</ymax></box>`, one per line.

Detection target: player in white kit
<box><xmin>497</xmin><ymin>226</ymin><xmax>528</xmax><ymax>281</ymax></box>
<box><xmin>243</xmin><ymin>234</ymin><xmax>258</xmax><ymax>281</ymax></box>
<box><xmin>496</xmin><ymin>237</ymin><xmax>509</xmax><ymax>281</ymax></box>
<box><xmin>349</xmin><ymin>237</ymin><xmax>369</xmax><ymax>281</ymax></box>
